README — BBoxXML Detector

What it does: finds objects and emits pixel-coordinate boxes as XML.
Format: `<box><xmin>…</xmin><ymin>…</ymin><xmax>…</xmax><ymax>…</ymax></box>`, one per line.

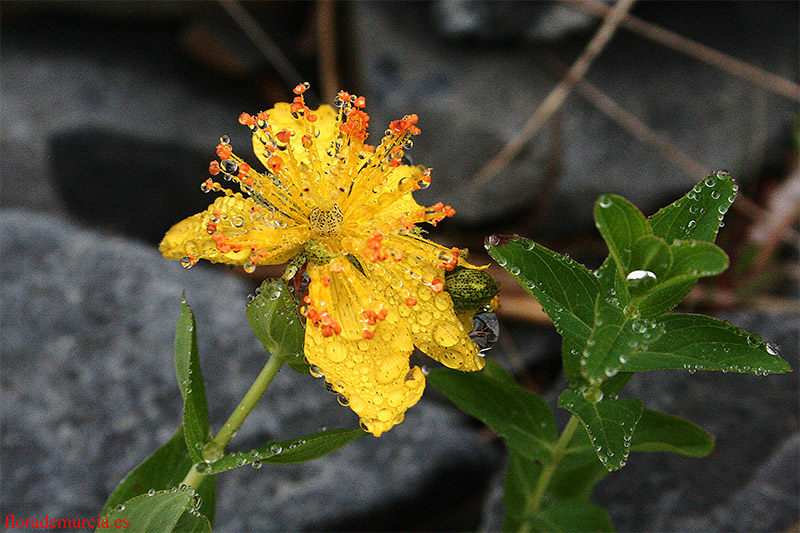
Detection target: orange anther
<box><xmin>321</xmin><ymin>325</ymin><xmax>334</xmax><ymax>337</ymax></box>
<box><xmin>405</xmin><ymin>297</ymin><xmax>417</xmax><ymax>307</ymax></box>
<box><xmin>362</xmin><ymin>329</ymin><xmax>375</xmax><ymax>340</ymax></box>
<box><xmin>293</xmin><ymin>83</ymin><xmax>307</xmax><ymax>95</ymax></box>
<box><xmin>290</xmin><ymin>101</ymin><xmax>304</xmax><ymax>115</ymax></box>
<box><xmin>330</xmin><ymin>263</ymin><xmax>344</xmax><ymax>273</ymax></box>
<box><xmin>257</xmin><ymin>111</ymin><xmax>269</xmax><ymax>121</ymax></box>
<box><xmin>378</xmin><ymin>308</ymin><xmax>388</xmax><ymax>320</ymax></box>
<box><xmin>238</xmin><ymin>162</ymin><xmax>251</xmax><ymax>175</ymax></box>
<box><xmin>276</xmin><ymin>129</ymin><xmax>292</xmax><ymax>144</ymax></box>
<box><xmin>301</xmin><ymin>134</ymin><xmax>312</xmax><ymax>146</ymax></box>
<box><xmin>208</xmin><ymin>160</ymin><xmax>221</xmax><ymax>175</ymax></box>
<box><xmin>267</xmin><ymin>154</ymin><xmax>284</xmax><ymax>173</ymax></box>
<box><xmin>321</xmin><ymin>274</ymin><xmax>331</xmax><ymax>287</ymax></box>
<box><xmin>307</xmin><ymin>114</ymin><xmax>318</xmax><ymax>122</ymax></box>
<box><xmin>206</xmin><ymin>221</ymin><xmax>217</xmax><ymax>234</ymax></box>
<box><xmin>238</xmin><ymin>112</ymin><xmax>255</xmax><ymax>125</ymax></box>
<box><xmin>431</xmin><ymin>278</ymin><xmax>444</xmax><ymax>294</ymax></box>
<box><xmin>353</xmin><ymin>96</ymin><xmax>366</xmax><ymax>108</ymax></box>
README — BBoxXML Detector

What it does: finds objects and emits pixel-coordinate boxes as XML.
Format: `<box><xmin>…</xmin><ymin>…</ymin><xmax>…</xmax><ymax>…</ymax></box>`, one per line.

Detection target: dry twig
<box><xmin>315</xmin><ymin>0</ymin><xmax>339</xmax><ymax>103</ymax></box>
<box><xmin>561</xmin><ymin>0</ymin><xmax>800</xmax><ymax>102</ymax></box>
<box><xmin>469</xmin><ymin>0</ymin><xmax>638</xmax><ymax>186</ymax></box>
<box><xmin>219</xmin><ymin>0</ymin><xmax>312</xmax><ymax>99</ymax></box>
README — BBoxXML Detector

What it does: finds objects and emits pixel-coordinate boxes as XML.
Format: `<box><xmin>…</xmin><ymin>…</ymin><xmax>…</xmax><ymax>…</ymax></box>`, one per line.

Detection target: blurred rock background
<box><xmin>1</xmin><ymin>1</ymin><xmax>798</xmax><ymax>531</ymax></box>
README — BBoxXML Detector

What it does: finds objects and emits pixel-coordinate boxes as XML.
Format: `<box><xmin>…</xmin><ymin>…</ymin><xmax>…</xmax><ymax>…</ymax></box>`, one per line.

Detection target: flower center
<box><xmin>309</xmin><ymin>204</ymin><xmax>343</xmax><ymax>236</ymax></box>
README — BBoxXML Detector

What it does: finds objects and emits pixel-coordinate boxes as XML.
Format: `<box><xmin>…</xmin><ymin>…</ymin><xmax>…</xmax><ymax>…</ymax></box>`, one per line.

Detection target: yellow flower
<box><xmin>160</xmin><ymin>84</ymin><xmax>490</xmax><ymax>436</ymax></box>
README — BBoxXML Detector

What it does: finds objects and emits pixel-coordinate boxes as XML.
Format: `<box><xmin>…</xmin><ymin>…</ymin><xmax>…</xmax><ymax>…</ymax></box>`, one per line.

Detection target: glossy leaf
<box><xmin>429</xmin><ymin>359</ymin><xmax>558</xmax><ymax>461</ymax></box>
<box><xmin>580</xmin><ymin>298</ymin><xmax>666</xmax><ymax>384</ymax></box>
<box><xmin>485</xmin><ymin>236</ymin><xmax>598</xmax><ymax>344</ymax></box>
<box><xmin>204</xmin><ymin>428</ymin><xmax>366</xmax><ymax>474</ymax></box>
<box><xmin>631</xmin><ymin>409</ymin><xmax>714</xmax><ymax>456</ymax></box>
<box><xmin>247</xmin><ymin>279</ymin><xmax>307</xmax><ymax>373</ymax></box>
<box><xmin>649</xmin><ymin>171</ymin><xmax>737</xmax><ymax>243</ymax></box>
<box><xmin>101</xmin><ymin>426</ymin><xmax>216</xmax><ymax>525</ymax></box>
<box><xmin>558</xmin><ymin>389</ymin><xmax>643</xmax><ymax>471</ymax></box>
<box><xmin>594</xmin><ymin>194</ymin><xmax>653</xmax><ymax>274</ymax></box>
<box><xmin>174</xmin><ymin>297</ymin><xmax>210</xmax><ymax>462</ymax></box>
<box><xmin>618</xmin><ymin>313</ymin><xmax>792</xmax><ymax>374</ymax></box>
<box><xmin>631</xmin><ymin>239</ymin><xmax>728</xmax><ymax>316</ymax></box>
<box><xmin>102</xmin><ymin>489</ymin><xmax>210</xmax><ymax>533</ymax></box>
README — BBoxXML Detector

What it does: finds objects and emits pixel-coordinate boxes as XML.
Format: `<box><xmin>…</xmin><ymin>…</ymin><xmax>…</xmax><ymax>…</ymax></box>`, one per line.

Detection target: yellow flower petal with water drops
<box><xmin>159</xmin><ymin>193</ymin><xmax>309</xmax><ymax>267</ymax></box>
<box><xmin>303</xmin><ymin>259</ymin><xmax>424</xmax><ymax>436</ymax></box>
<box><xmin>359</xmin><ymin>235</ymin><xmax>485</xmax><ymax>372</ymax></box>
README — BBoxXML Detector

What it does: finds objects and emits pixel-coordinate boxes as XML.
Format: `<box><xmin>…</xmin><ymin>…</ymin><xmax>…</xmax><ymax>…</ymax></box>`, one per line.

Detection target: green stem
<box><xmin>180</xmin><ymin>352</ymin><xmax>286</xmax><ymax>489</ymax></box>
<box><xmin>520</xmin><ymin>415</ymin><xmax>581</xmax><ymax>532</ymax></box>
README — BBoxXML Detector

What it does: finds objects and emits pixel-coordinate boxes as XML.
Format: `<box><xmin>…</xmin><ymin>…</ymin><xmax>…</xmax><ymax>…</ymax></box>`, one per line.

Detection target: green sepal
<box><xmin>247</xmin><ymin>279</ymin><xmax>307</xmax><ymax>374</ymax></box>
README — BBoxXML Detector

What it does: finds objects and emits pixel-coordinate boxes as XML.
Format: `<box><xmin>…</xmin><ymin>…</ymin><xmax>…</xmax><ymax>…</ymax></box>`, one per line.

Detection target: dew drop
<box><xmin>766</xmin><ymin>342</ymin><xmax>780</xmax><ymax>355</ymax></box>
<box><xmin>270</xmin><ymin>444</ymin><xmax>283</xmax><ymax>454</ymax></box>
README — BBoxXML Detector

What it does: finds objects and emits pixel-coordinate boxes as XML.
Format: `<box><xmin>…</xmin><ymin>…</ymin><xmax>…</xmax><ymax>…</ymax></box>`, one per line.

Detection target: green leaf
<box><xmin>524</xmin><ymin>497</ymin><xmax>614</xmax><ymax>532</ymax></box>
<box><xmin>102</xmin><ymin>426</ymin><xmax>216</xmax><ymax>526</ymax></box>
<box><xmin>101</xmin><ymin>489</ymin><xmax>211</xmax><ymax>533</ymax></box>
<box><xmin>486</xmin><ymin>236</ymin><xmax>598</xmax><ymax>344</ymax></box>
<box><xmin>580</xmin><ymin>297</ymin><xmax>666</xmax><ymax>384</ymax></box>
<box><xmin>618</xmin><ymin>313</ymin><xmax>792</xmax><ymax>374</ymax></box>
<box><xmin>204</xmin><ymin>428</ymin><xmax>366</xmax><ymax>474</ymax></box>
<box><xmin>631</xmin><ymin>239</ymin><xmax>728</xmax><ymax>317</ymax></box>
<box><xmin>428</xmin><ymin>359</ymin><xmax>558</xmax><ymax>461</ymax></box>
<box><xmin>174</xmin><ymin>297</ymin><xmax>210</xmax><ymax>462</ymax></box>
<box><xmin>558</xmin><ymin>389</ymin><xmax>643</xmax><ymax>471</ymax></box>
<box><xmin>247</xmin><ymin>279</ymin><xmax>307</xmax><ymax>373</ymax></box>
<box><xmin>594</xmin><ymin>193</ymin><xmax>653</xmax><ymax>275</ymax></box>
<box><xmin>631</xmin><ymin>409</ymin><xmax>714</xmax><ymax>457</ymax></box>
<box><xmin>649</xmin><ymin>171</ymin><xmax>737</xmax><ymax>243</ymax></box>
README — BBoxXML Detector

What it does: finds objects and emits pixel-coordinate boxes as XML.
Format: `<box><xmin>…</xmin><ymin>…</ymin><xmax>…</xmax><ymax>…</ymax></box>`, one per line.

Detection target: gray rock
<box><xmin>433</xmin><ymin>0</ymin><xmax>598</xmax><ymax>42</ymax></box>
<box><xmin>353</xmin><ymin>1</ymin><xmax>799</xmax><ymax>233</ymax></box>
<box><xmin>479</xmin><ymin>310</ymin><xmax>799</xmax><ymax>532</ymax></box>
<box><xmin>0</xmin><ymin>209</ymin><xmax>499</xmax><ymax>530</ymax></box>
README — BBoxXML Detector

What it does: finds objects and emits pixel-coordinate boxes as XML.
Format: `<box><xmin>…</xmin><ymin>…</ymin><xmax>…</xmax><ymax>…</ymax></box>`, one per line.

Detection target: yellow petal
<box><xmin>159</xmin><ymin>193</ymin><xmax>309</xmax><ymax>266</ymax></box>
<box><xmin>304</xmin><ymin>259</ymin><xmax>424</xmax><ymax>436</ymax></box>
<box><xmin>252</xmin><ymin>103</ymin><xmax>339</xmax><ymax>176</ymax></box>
<box><xmin>357</xmin><ymin>235</ymin><xmax>485</xmax><ymax>372</ymax></box>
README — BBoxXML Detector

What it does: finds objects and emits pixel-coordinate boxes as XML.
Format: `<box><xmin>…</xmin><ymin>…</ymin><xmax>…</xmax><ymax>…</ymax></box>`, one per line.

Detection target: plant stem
<box><xmin>520</xmin><ymin>415</ymin><xmax>581</xmax><ymax>531</ymax></box>
<box><xmin>180</xmin><ymin>352</ymin><xmax>286</xmax><ymax>489</ymax></box>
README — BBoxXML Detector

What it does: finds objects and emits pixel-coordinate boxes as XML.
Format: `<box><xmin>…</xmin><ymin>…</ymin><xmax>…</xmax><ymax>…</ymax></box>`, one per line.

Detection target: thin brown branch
<box><xmin>561</xmin><ymin>0</ymin><xmax>800</xmax><ymax>103</ymax></box>
<box><xmin>535</xmin><ymin>50</ymin><xmax>708</xmax><ymax>177</ymax></box>
<box><xmin>537</xmin><ymin>51</ymin><xmax>800</xmax><ymax>246</ymax></box>
<box><xmin>219</xmin><ymin>0</ymin><xmax>312</xmax><ymax>98</ymax></box>
<box><xmin>469</xmin><ymin>0</ymin><xmax>638</xmax><ymax>187</ymax></box>
<box><xmin>315</xmin><ymin>0</ymin><xmax>339</xmax><ymax>103</ymax></box>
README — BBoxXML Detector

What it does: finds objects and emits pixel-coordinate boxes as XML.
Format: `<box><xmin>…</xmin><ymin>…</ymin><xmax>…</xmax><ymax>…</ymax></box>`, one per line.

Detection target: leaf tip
<box><xmin>485</xmin><ymin>233</ymin><xmax>520</xmax><ymax>249</ymax></box>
